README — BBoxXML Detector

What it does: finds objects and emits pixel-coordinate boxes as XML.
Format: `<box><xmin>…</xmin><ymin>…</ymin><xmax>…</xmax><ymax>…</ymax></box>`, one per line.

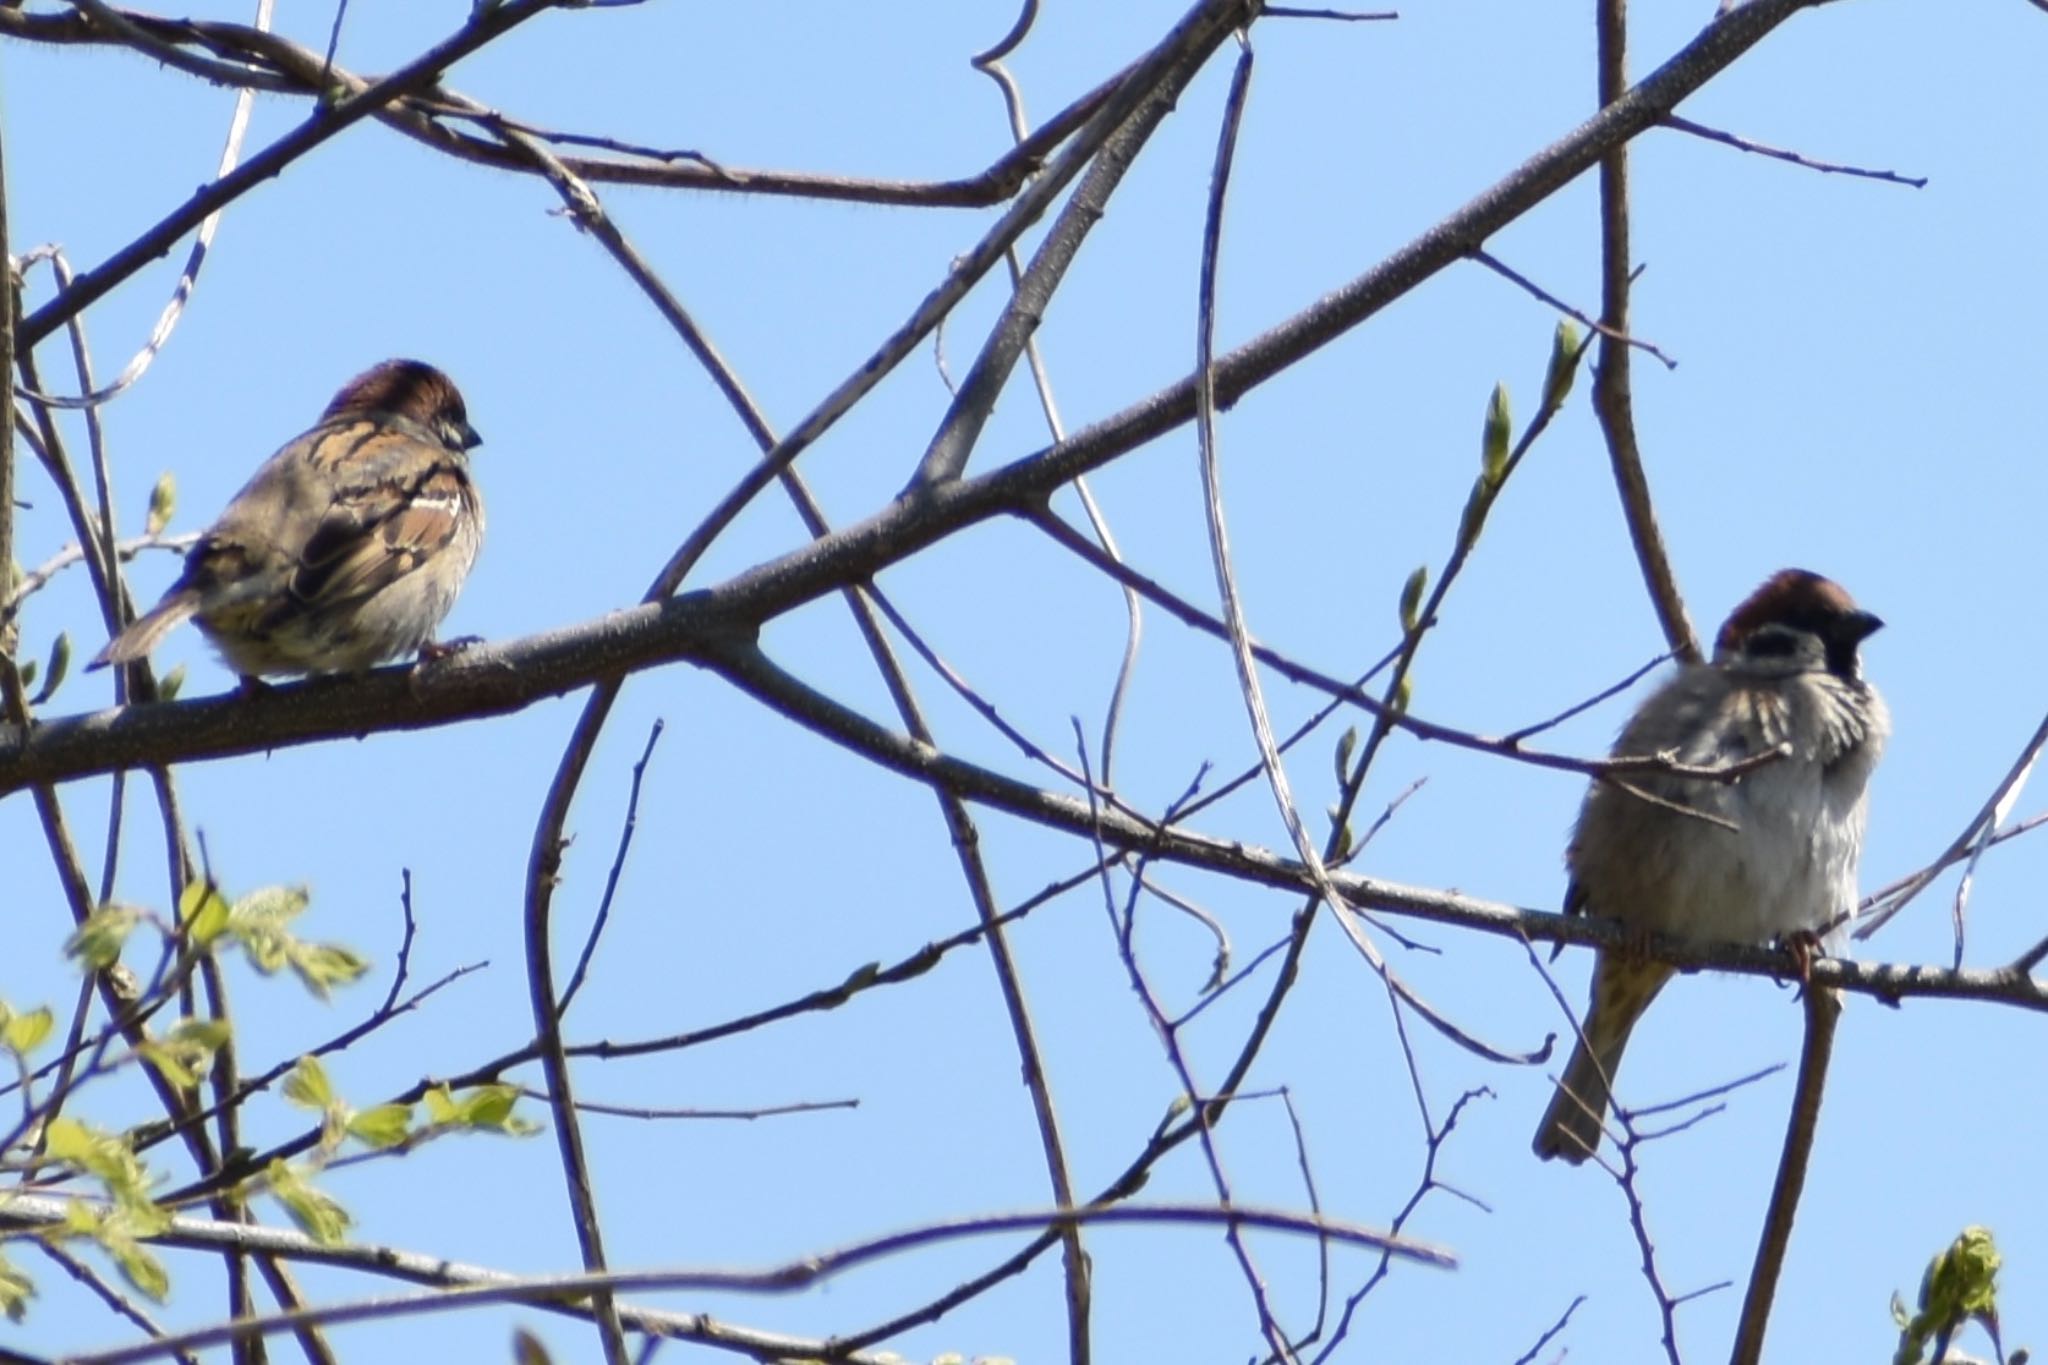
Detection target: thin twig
<box><xmin>1858</xmin><ymin>706</ymin><xmax>2048</xmax><ymax>941</ymax></box>
<box><xmin>1077</xmin><ymin>719</ymin><xmax>1296</xmax><ymax>1360</ymax></box>
<box><xmin>1662</xmin><ymin>114</ymin><xmax>1927</xmax><ymax>187</ymax></box>
<box><xmin>1472</xmin><ymin>249</ymin><xmax>1677</xmax><ymax>369</ymax></box>
<box><xmin>1315</xmin><ymin>1087</ymin><xmax>1492</xmax><ymax>1361</ymax></box>
<box><xmin>18</xmin><ymin>0</ymin><xmax>569</xmax><ymax>349</ymax></box>
<box><xmin>1500</xmin><ymin>652</ymin><xmax>1671</xmax><ymax>746</ymax></box>
<box><xmin>15</xmin><ymin>0</ymin><xmax>264</xmax><ymax>412</ymax></box>
<box><xmin>33</xmin><ymin>1241</ymin><xmax>202</xmax><ymax>1365</ymax></box>
<box><xmin>1511</xmin><ymin>1295</ymin><xmax>1586</xmax><ymax>1365</ymax></box>
<box><xmin>2</xmin><ymin>531</ymin><xmax>196</xmax><ymax>625</ymax></box>
<box><xmin>971</xmin><ymin>20</ymin><xmax>1147</xmax><ymax>790</ymax></box>
<box><xmin>559</xmin><ymin>718</ymin><xmax>665</xmax><ymax>1014</ymax></box>
<box><xmin>515</xmin><ymin>1087</ymin><xmax>857</xmax><ymax>1122</ymax></box>
<box><xmin>1263</xmin><ymin>5</ymin><xmax>1398</xmax><ymax>17</ymax></box>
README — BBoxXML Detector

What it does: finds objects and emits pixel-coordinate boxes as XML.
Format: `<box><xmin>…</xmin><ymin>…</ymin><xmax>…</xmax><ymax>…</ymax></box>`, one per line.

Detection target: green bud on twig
<box><xmin>1457</xmin><ymin>477</ymin><xmax>1490</xmax><ymax>550</ymax></box>
<box><xmin>1481</xmin><ymin>382</ymin><xmax>1511</xmax><ymax>486</ymax></box>
<box><xmin>1543</xmin><ymin>320</ymin><xmax>1583</xmax><ymax>411</ymax></box>
<box><xmin>145</xmin><ymin>473</ymin><xmax>176</xmax><ymax>537</ymax></box>
<box><xmin>29</xmin><ymin>632</ymin><xmax>69</xmax><ymax>705</ymax></box>
<box><xmin>1398</xmin><ymin>565</ymin><xmax>1429</xmax><ymax>633</ymax></box>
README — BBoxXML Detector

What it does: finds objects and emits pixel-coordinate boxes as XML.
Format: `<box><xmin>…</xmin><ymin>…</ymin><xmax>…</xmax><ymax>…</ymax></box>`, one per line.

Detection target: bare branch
<box><xmin>1591</xmin><ymin>0</ymin><xmax>1700</xmax><ymax>664</ymax></box>
<box><xmin>1730</xmin><ymin>986</ymin><xmax>1842</xmax><ymax>1364</ymax></box>
<box><xmin>17</xmin><ymin>0</ymin><xmax>573</xmax><ymax>349</ymax></box>
<box><xmin>21</xmin><ymin>1199</ymin><xmax>1448</xmax><ymax>1365</ymax></box>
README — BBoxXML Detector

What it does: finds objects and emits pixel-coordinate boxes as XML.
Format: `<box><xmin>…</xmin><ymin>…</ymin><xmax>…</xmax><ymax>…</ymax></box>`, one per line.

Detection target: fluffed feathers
<box><xmin>90</xmin><ymin>359</ymin><xmax>485</xmax><ymax>679</ymax></box>
<box><xmin>1531</xmin><ymin>569</ymin><xmax>1886</xmax><ymax>1164</ymax></box>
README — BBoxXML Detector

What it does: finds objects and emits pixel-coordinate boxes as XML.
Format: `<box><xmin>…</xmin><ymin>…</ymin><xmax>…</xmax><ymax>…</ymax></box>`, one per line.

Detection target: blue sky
<box><xmin>4</xmin><ymin>1</ymin><xmax>2046</xmax><ymax>1361</ymax></box>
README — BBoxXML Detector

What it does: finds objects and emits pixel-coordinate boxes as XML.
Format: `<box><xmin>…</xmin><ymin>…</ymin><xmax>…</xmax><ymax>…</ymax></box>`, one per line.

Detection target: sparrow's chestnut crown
<box><xmin>1715</xmin><ymin>568</ymin><xmax>1881</xmax><ymax>679</ymax></box>
<box><xmin>323</xmin><ymin>358</ymin><xmax>482</xmax><ymax>453</ymax></box>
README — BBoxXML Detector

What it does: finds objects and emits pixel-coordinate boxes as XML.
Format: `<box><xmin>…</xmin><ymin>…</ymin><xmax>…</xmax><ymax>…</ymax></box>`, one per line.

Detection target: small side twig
<box><xmin>558</xmin><ymin>718</ymin><xmax>665</xmax><ymax>1014</ymax></box>
<box><xmin>515</xmin><ymin>1087</ymin><xmax>857</xmax><ymax>1123</ymax></box>
<box><xmin>1662</xmin><ymin>115</ymin><xmax>1927</xmax><ymax>188</ymax></box>
<box><xmin>1501</xmin><ymin>653</ymin><xmax>1671</xmax><ymax>746</ymax></box>
<box><xmin>1858</xmin><ymin>706</ymin><xmax>2048</xmax><ymax>941</ymax></box>
<box><xmin>1512</xmin><ymin>1294</ymin><xmax>1586</xmax><ymax>1365</ymax></box>
<box><xmin>34</xmin><ymin>1240</ymin><xmax>203</xmax><ymax>1365</ymax></box>
<box><xmin>1471</xmin><ymin>249</ymin><xmax>1677</xmax><ymax>369</ymax></box>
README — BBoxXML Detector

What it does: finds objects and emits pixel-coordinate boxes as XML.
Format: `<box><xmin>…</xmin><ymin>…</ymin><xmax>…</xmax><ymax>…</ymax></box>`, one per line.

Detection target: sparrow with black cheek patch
<box><xmin>1532</xmin><ymin>569</ymin><xmax>1888</xmax><ymax>1164</ymax></box>
<box><xmin>90</xmin><ymin>358</ymin><xmax>485</xmax><ymax>684</ymax></box>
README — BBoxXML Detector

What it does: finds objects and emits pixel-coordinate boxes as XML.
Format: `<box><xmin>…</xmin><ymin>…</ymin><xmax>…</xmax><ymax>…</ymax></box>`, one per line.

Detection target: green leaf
<box><xmin>512</xmin><ymin>1328</ymin><xmax>554</xmax><ymax>1365</ymax></box>
<box><xmin>1894</xmin><ymin>1226</ymin><xmax>2003</xmax><ymax>1365</ymax></box>
<box><xmin>101</xmin><ymin>1231</ymin><xmax>168</xmax><ymax>1302</ymax></box>
<box><xmin>157</xmin><ymin>663</ymin><xmax>186</xmax><ymax>701</ymax></box>
<box><xmin>225</xmin><ymin>886</ymin><xmax>348</xmax><ymax>991</ymax></box>
<box><xmin>465</xmin><ymin>1086</ymin><xmax>518</xmax><ymax>1129</ymax></box>
<box><xmin>428</xmin><ymin>1084</ymin><xmax>539</xmax><ymax>1136</ymax></box>
<box><xmin>267</xmin><ymin>1160</ymin><xmax>352</xmax><ymax>1246</ymax></box>
<box><xmin>282</xmin><ymin>1056</ymin><xmax>334</xmax><ymax>1111</ymax></box>
<box><xmin>1543</xmin><ymin>319</ymin><xmax>1584</xmax><ymax>410</ymax></box>
<box><xmin>179</xmin><ymin>879</ymin><xmax>231</xmax><ymax>947</ymax></box>
<box><xmin>423</xmin><ymin>1085</ymin><xmax>460</xmax><ymax>1126</ymax></box>
<box><xmin>3</xmin><ymin>1006</ymin><xmax>54</xmax><ymax>1057</ymax></box>
<box><xmin>1397</xmin><ymin>565</ymin><xmax>1428</xmax><ymax>634</ymax></box>
<box><xmin>170</xmin><ymin>1017</ymin><xmax>231</xmax><ymax>1052</ymax></box>
<box><xmin>287</xmin><ymin>941</ymin><xmax>371</xmax><ymax>999</ymax></box>
<box><xmin>346</xmin><ymin>1104</ymin><xmax>413</xmax><ymax>1151</ymax></box>
<box><xmin>43</xmin><ymin>1116</ymin><xmax>92</xmax><ymax>1166</ymax></box>
<box><xmin>16</xmin><ymin>659</ymin><xmax>34</xmax><ymax>689</ymax></box>
<box><xmin>136</xmin><ymin>1042</ymin><xmax>198</xmax><ymax>1091</ymax></box>
<box><xmin>0</xmin><ymin>1247</ymin><xmax>33</xmax><ymax>1322</ymax></box>
<box><xmin>231</xmin><ymin>884</ymin><xmax>312</xmax><ymax>925</ymax></box>
<box><xmin>225</xmin><ymin>884</ymin><xmax>310</xmax><ymax>974</ymax></box>
<box><xmin>144</xmin><ymin>472</ymin><xmax>176</xmax><ymax>537</ymax></box>
<box><xmin>137</xmin><ymin>1017</ymin><xmax>230</xmax><ymax>1090</ymax></box>
<box><xmin>43</xmin><ymin>1118</ymin><xmax>158</xmax><ymax>1215</ymax></box>
<box><xmin>1480</xmin><ymin>382</ymin><xmax>1511</xmax><ymax>485</ymax></box>
<box><xmin>1333</xmin><ymin>726</ymin><xmax>1357</xmax><ymax>787</ymax></box>
<box><xmin>461</xmin><ymin>1085</ymin><xmax>539</xmax><ymax>1135</ymax></box>
<box><xmin>63</xmin><ymin>906</ymin><xmax>140</xmax><ymax>970</ymax></box>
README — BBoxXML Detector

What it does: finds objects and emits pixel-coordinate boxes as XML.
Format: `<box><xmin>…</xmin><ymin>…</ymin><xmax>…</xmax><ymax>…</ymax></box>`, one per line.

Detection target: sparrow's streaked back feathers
<box><xmin>92</xmin><ymin>359</ymin><xmax>485</xmax><ymax>681</ymax></box>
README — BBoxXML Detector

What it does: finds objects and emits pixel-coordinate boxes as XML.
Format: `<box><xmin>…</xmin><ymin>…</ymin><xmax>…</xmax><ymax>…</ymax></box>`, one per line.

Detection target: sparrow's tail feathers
<box><xmin>90</xmin><ymin>591</ymin><xmax>203</xmax><ymax>670</ymax></box>
<box><xmin>1531</xmin><ymin>957</ymin><xmax>1673</xmax><ymax>1164</ymax></box>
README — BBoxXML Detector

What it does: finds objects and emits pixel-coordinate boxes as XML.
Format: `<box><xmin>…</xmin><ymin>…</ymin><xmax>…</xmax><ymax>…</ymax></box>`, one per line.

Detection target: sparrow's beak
<box><xmin>1845</xmin><ymin>609</ymin><xmax>1884</xmax><ymax>642</ymax></box>
<box><xmin>459</xmin><ymin>421</ymin><xmax>483</xmax><ymax>451</ymax></box>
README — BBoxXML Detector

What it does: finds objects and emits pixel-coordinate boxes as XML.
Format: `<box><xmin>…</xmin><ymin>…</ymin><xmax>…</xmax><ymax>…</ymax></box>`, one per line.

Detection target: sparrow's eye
<box><xmin>1743</xmin><ymin>627</ymin><xmax>1802</xmax><ymax>658</ymax></box>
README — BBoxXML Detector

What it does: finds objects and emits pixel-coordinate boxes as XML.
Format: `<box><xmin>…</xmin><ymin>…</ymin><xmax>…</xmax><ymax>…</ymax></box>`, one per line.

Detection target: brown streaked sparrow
<box><xmin>90</xmin><ymin>359</ymin><xmax>484</xmax><ymax>682</ymax></box>
<box><xmin>1532</xmin><ymin>569</ymin><xmax>1887</xmax><ymax>1164</ymax></box>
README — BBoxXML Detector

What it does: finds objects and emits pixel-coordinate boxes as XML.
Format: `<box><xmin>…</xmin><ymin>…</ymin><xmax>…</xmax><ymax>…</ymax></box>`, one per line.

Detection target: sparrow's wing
<box><xmin>286</xmin><ymin>460</ymin><xmax>474</xmax><ymax>611</ymax></box>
